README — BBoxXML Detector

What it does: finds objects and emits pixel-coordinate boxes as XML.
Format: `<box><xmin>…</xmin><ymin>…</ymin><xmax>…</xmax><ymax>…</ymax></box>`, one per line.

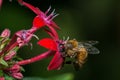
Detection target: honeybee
<box><xmin>64</xmin><ymin>39</ymin><xmax>100</xmax><ymax>69</ymax></box>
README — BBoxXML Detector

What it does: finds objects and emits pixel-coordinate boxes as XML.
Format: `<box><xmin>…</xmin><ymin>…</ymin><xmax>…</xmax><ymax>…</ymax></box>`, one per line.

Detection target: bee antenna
<box><xmin>66</xmin><ymin>36</ymin><xmax>69</xmax><ymax>41</ymax></box>
<box><xmin>73</xmin><ymin>38</ymin><xmax>76</xmax><ymax>40</ymax></box>
<box><xmin>65</xmin><ymin>36</ymin><xmax>70</xmax><ymax>42</ymax></box>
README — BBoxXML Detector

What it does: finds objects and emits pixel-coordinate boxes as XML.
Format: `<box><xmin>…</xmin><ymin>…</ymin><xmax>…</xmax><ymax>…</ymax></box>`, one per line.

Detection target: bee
<box><xmin>64</xmin><ymin>39</ymin><xmax>100</xmax><ymax>69</ymax></box>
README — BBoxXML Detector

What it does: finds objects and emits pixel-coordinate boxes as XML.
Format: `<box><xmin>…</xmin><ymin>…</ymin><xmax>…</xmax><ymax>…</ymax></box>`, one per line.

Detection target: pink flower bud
<box><xmin>4</xmin><ymin>51</ymin><xmax>16</xmax><ymax>61</ymax></box>
<box><xmin>11</xmin><ymin>72</ymin><xmax>23</xmax><ymax>80</ymax></box>
<box><xmin>9</xmin><ymin>64</ymin><xmax>21</xmax><ymax>73</ymax></box>
<box><xmin>1</xmin><ymin>29</ymin><xmax>10</xmax><ymax>38</ymax></box>
<box><xmin>0</xmin><ymin>77</ymin><xmax>5</xmax><ymax>80</ymax></box>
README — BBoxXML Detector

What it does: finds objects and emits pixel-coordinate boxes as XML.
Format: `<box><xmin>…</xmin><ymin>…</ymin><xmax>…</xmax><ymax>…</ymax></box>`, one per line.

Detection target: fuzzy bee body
<box><xmin>64</xmin><ymin>39</ymin><xmax>99</xmax><ymax>68</ymax></box>
<box><xmin>76</xmin><ymin>47</ymin><xmax>88</xmax><ymax>67</ymax></box>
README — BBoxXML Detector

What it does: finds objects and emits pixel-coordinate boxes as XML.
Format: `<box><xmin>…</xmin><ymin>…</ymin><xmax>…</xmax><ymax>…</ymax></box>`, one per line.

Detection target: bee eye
<box><xmin>67</xmin><ymin>43</ymin><xmax>73</xmax><ymax>49</ymax></box>
<box><xmin>59</xmin><ymin>44</ymin><xmax>65</xmax><ymax>52</ymax></box>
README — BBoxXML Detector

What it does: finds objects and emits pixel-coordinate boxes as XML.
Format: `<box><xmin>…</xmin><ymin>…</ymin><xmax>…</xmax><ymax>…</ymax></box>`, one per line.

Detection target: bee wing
<box><xmin>85</xmin><ymin>41</ymin><xmax>99</xmax><ymax>45</ymax></box>
<box><xmin>79</xmin><ymin>41</ymin><xmax>99</xmax><ymax>46</ymax></box>
<box><xmin>78</xmin><ymin>42</ymin><xmax>100</xmax><ymax>54</ymax></box>
<box><xmin>78</xmin><ymin>42</ymin><xmax>92</xmax><ymax>48</ymax></box>
<box><xmin>86</xmin><ymin>46</ymin><xmax>100</xmax><ymax>54</ymax></box>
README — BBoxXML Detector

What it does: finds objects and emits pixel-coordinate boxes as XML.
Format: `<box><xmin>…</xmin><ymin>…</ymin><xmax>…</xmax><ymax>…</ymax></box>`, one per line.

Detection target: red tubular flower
<box><xmin>0</xmin><ymin>27</ymin><xmax>37</xmax><ymax>56</ymax></box>
<box><xmin>38</xmin><ymin>38</ymin><xmax>65</xmax><ymax>70</ymax></box>
<box><xmin>38</xmin><ymin>28</ymin><xmax>65</xmax><ymax>70</ymax></box>
<box><xmin>17</xmin><ymin>27</ymin><xmax>61</xmax><ymax>69</ymax></box>
<box><xmin>20</xmin><ymin>1</ymin><xmax>60</xmax><ymax>30</ymax></box>
<box><xmin>0</xmin><ymin>0</ymin><xmax>2</xmax><ymax>8</ymax></box>
<box><xmin>17</xmin><ymin>50</ymin><xmax>55</xmax><ymax>66</ymax></box>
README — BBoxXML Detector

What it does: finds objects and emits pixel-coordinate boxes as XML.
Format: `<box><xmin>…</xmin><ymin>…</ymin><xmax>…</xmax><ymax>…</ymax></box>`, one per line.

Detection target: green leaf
<box><xmin>49</xmin><ymin>73</ymin><xmax>74</xmax><ymax>80</ymax></box>
<box><xmin>23</xmin><ymin>77</ymin><xmax>46</xmax><ymax>80</ymax></box>
<box><xmin>13</xmin><ymin>46</ymin><xmax>19</xmax><ymax>52</ymax></box>
<box><xmin>0</xmin><ymin>44</ymin><xmax>5</xmax><ymax>50</ymax></box>
<box><xmin>0</xmin><ymin>58</ymin><xmax>8</xmax><ymax>67</ymax></box>
<box><xmin>0</xmin><ymin>37</ymin><xmax>4</xmax><ymax>42</ymax></box>
<box><xmin>21</xmin><ymin>67</ymin><xmax>25</xmax><ymax>72</ymax></box>
<box><xmin>0</xmin><ymin>70</ymin><xmax>3</xmax><ymax>77</ymax></box>
<box><xmin>3</xmin><ymin>38</ymin><xmax>10</xmax><ymax>44</ymax></box>
<box><xmin>23</xmin><ymin>73</ymin><xmax>74</xmax><ymax>80</ymax></box>
<box><xmin>0</xmin><ymin>38</ymin><xmax>10</xmax><ymax>50</ymax></box>
<box><xmin>4</xmin><ymin>74</ymin><xmax>16</xmax><ymax>80</ymax></box>
<box><xmin>14</xmin><ymin>56</ymin><xmax>23</xmax><ymax>61</ymax></box>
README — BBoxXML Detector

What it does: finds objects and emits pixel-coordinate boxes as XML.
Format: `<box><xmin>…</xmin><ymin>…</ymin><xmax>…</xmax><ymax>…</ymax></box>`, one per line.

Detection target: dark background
<box><xmin>0</xmin><ymin>0</ymin><xmax>120</xmax><ymax>80</ymax></box>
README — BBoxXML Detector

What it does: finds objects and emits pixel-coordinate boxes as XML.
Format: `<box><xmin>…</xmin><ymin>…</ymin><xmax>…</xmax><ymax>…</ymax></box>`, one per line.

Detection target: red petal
<box><xmin>45</xmin><ymin>26</ymin><xmax>59</xmax><ymax>40</ymax></box>
<box><xmin>44</xmin><ymin>28</ymin><xmax>55</xmax><ymax>39</ymax></box>
<box><xmin>48</xmin><ymin>21</ymin><xmax>60</xmax><ymax>30</ymax></box>
<box><xmin>22</xmin><ymin>1</ymin><xmax>42</xmax><ymax>15</ymax></box>
<box><xmin>33</xmin><ymin>16</ymin><xmax>45</xmax><ymax>28</ymax></box>
<box><xmin>38</xmin><ymin>38</ymin><xmax>57</xmax><ymax>51</ymax></box>
<box><xmin>47</xmin><ymin>51</ymin><xmax>64</xmax><ymax>70</ymax></box>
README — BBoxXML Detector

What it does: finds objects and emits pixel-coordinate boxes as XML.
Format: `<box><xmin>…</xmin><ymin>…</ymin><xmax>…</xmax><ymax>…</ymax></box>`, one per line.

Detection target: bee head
<box><xmin>65</xmin><ymin>39</ymin><xmax>78</xmax><ymax>49</ymax></box>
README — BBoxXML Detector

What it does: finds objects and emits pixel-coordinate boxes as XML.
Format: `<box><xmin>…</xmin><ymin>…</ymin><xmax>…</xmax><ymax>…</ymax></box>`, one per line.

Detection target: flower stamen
<box><xmin>45</xmin><ymin>6</ymin><xmax>51</xmax><ymax>15</ymax></box>
<box><xmin>47</xmin><ymin>9</ymin><xmax>55</xmax><ymax>19</ymax></box>
<box><xmin>49</xmin><ymin>13</ymin><xmax>59</xmax><ymax>21</ymax></box>
<box><xmin>32</xmin><ymin>34</ymin><xmax>39</xmax><ymax>40</ymax></box>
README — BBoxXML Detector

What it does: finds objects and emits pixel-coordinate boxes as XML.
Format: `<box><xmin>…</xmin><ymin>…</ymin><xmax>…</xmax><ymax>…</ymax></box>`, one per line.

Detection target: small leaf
<box><xmin>0</xmin><ymin>38</ymin><xmax>10</xmax><ymax>50</ymax></box>
<box><xmin>4</xmin><ymin>74</ymin><xmax>16</xmax><ymax>80</ymax></box>
<box><xmin>0</xmin><ymin>58</ymin><xmax>8</xmax><ymax>67</ymax></box>
<box><xmin>0</xmin><ymin>70</ymin><xmax>3</xmax><ymax>77</ymax></box>
<box><xmin>49</xmin><ymin>73</ymin><xmax>74</xmax><ymax>80</ymax></box>
<box><xmin>14</xmin><ymin>56</ymin><xmax>23</xmax><ymax>61</ymax></box>
<box><xmin>20</xmin><ymin>67</ymin><xmax>25</xmax><ymax>72</ymax></box>
<box><xmin>23</xmin><ymin>73</ymin><xmax>74</xmax><ymax>80</ymax></box>
<box><xmin>3</xmin><ymin>38</ymin><xmax>10</xmax><ymax>44</ymax></box>
<box><xmin>0</xmin><ymin>44</ymin><xmax>5</xmax><ymax>50</ymax></box>
<box><xmin>13</xmin><ymin>46</ymin><xmax>19</xmax><ymax>51</ymax></box>
<box><xmin>0</xmin><ymin>37</ymin><xmax>4</xmax><ymax>42</ymax></box>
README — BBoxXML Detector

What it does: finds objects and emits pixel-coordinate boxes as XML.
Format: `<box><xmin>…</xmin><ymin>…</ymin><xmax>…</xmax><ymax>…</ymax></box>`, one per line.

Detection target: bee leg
<box><xmin>72</xmin><ymin>52</ymin><xmax>77</xmax><ymax>58</ymax></box>
<box><xmin>61</xmin><ymin>52</ymin><xmax>66</xmax><ymax>57</ymax></box>
<box><xmin>73</xmin><ymin>62</ymin><xmax>79</xmax><ymax>71</ymax></box>
<box><xmin>65</xmin><ymin>61</ymin><xmax>72</xmax><ymax>64</ymax></box>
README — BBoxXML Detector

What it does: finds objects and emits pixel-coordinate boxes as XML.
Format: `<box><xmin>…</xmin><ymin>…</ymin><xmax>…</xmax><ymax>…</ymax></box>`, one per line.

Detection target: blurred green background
<box><xmin>0</xmin><ymin>0</ymin><xmax>120</xmax><ymax>80</ymax></box>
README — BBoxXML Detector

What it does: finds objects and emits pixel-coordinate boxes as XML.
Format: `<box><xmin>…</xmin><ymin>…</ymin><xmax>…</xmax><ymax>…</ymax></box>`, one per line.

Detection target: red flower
<box><xmin>0</xmin><ymin>0</ymin><xmax>2</xmax><ymax>8</ymax></box>
<box><xmin>21</xmin><ymin>1</ymin><xmax>60</xmax><ymax>30</ymax></box>
<box><xmin>0</xmin><ymin>28</ymin><xmax>37</xmax><ymax>56</ymax></box>
<box><xmin>38</xmin><ymin>28</ymin><xmax>65</xmax><ymax>70</ymax></box>
<box><xmin>38</xmin><ymin>38</ymin><xmax>65</xmax><ymax>70</ymax></box>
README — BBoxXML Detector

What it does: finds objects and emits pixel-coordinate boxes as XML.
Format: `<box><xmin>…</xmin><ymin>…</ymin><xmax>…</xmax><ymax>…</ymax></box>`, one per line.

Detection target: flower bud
<box><xmin>11</xmin><ymin>72</ymin><xmax>23</xmax><ymax>80</ymax></box>
<box><xmin>1</xmin><ymin>29</ymin><xmax>10</xmax><ymax>38</ymax></box>
<box><xmin>4</xmin><ymin>51</ymin><xmax>16</xmax><ymax>61</ymax></box>
<box><xmin>9</xmin><ymin>64</ymin><xmax>21</xmax><ymax>73</ymax></box>
<box><xmin>0</xmin><ymin>77</ymin><xmax>5</xmax><ymax>80</ymax></box>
